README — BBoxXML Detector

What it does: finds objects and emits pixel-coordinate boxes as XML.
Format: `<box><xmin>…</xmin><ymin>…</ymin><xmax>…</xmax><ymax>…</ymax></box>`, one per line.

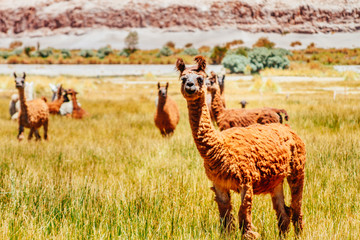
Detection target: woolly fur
<box><xmin>154</xmin><ymin>82</ymin><xmax>180</xmax><ymax>136</ymax></box>
<box><xmin>177</xmin><ymin>57</ymin><xmax>306</xmax><ymax>238</ymax></box>
<box><xmin>46</xmin><ymin>85</ymin><xmax>65</xmax><ymax>114</ymax></box>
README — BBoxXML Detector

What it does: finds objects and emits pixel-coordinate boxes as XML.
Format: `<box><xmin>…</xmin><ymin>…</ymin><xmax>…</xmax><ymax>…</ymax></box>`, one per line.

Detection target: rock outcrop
<box><xmin>0</xmin><ymin>0</ymin><xmax>359</xmax><ymax>35</ymax></box>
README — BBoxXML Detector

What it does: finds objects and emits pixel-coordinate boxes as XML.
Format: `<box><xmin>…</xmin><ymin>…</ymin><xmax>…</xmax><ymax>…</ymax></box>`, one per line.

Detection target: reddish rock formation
<box><xmin>0</xmin><ymin>0</ymin><xmax>359</xmax><ymax>35</ymax></box>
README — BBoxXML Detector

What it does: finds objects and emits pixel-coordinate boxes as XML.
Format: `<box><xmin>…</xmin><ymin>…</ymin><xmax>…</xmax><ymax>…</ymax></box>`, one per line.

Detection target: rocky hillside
<box><xmin>0</xmin><ymin>0</ymin><xmax>359</xmax><ymax>36</ymax></box>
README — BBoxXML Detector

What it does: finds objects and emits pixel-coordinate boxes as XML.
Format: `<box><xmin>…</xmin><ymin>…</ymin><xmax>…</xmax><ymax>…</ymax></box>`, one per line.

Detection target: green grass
<box><xmin>0</xmin><ymin>76</ymin><xmax>359</xmax><ymax>239</ymax></box>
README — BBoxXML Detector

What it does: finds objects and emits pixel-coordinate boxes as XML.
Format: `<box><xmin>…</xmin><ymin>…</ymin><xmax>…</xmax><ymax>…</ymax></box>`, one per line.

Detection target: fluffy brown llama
<box><xmin>45</xmin><ymin>85</ymin><xmax>65</xmax><ymax>114</ymax></box>
<box><xmin>154</xmin><ymin>82</ymin><xmax>180</xmax><ymax>136</ymax></box>
<box><xmin>14</xmin><ymin>72</ymin><xmax>49</xmax><ymax>141</ymax></box>
<box><xmin>206</xmin><ymin>71</ymin><xmax>289</xmax><ymax>131</ymax></box>
<box><xmin>177</xmin><ymin>56</ymin><xmax>306</xmax><ymax>239</ymax></box>
<box><xmin>66</xmin><ymin>89</ymin><xmax>88</xmax><ymax>119</ymax></box>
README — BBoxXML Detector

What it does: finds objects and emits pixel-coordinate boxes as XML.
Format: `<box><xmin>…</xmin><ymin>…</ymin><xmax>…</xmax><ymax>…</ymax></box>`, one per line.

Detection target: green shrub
<box><xmin>79</xmin><ymin>49</ymin><xmax>94</xmax><ymax>58</ymax></box>
<box><xmin>119</xmin><ymin>49</ymin><xmax>132</xmax><ymax>57</ymax></box>
<box><xmin>33</xmin><ymin>48</ymin><xmax>53</xmax><ymax>58</ymax></box>
<box><xmin>97</xmin><ymin>47</ymin><xmax>113</xmax><ymax>59</ymax></box>
<box><xmin>182</xmin><ymin>48</ymin><xmax>199</xmax><ymax>56</ymax></box>
<box><xmin>158</xmin><ymin>46</ymin><xmax>173</xmax><ymax>57</ymax></box>
<box><xmin>222</xmin><ymin>55</ymin><xmax>250</xmax><ymax>73</ymax></box>
<box><xmin>61</xmin><ymin>49</ymin><xmax>71</xmax><ymax>59</ymax></box>
<box><xmin>0</xmin><ymin>51</ymin><xmax>10</xmax><ymax>59</ymax></box>
<box><xmin>248</xmin><ymin>47</ymin><xmax>290</xmax><ymax>72</ymax></box>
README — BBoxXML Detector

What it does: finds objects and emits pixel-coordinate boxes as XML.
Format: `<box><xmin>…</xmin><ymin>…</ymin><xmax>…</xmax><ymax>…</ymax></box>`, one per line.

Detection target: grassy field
<box><xmin>0</xmin><ymin>74</ymin><xmax>359</xmax><ymax>239</ymax></box>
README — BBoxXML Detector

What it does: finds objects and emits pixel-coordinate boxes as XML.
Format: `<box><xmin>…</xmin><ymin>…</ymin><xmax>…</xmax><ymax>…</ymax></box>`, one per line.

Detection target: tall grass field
<box><xmin>0</xmin><ymin>74</ymin><xmax>359</xmax><ymax>239</ymax></box>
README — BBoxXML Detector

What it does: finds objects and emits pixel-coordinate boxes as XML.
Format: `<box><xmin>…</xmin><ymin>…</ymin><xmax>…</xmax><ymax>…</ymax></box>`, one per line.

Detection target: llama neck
<box><xmin>157</xmin><ymin>96</ymin><xmax>167</xmax><ymax>111</ymax></box>
<box><xmin>210</xmin><ymin>89</ymin><xmax>225</xmax><ymax>124</ymax></box>
<box><xmin>71</xmin><ymin>95</ymin><xmax>79</xmax><ymax>110</ymax></box>
<box><xmin>18</xmin><ymin>87</ymin><xmax>28</xmax><ymax>114</ymax></box>
<box><xmin>187</xmin><ymin>94</ymin><xmax>222</xmax><ymax>158</ymax></box>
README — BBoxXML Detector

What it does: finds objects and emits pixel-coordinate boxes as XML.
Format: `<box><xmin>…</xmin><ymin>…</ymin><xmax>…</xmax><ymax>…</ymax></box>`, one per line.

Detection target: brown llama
<box><xmin>176</xmin><ymin>56</ymin><xmax>306</xmax><ymax>239</ymax></box>
<box><xmin>44</xmin><ymin>85</ymin><xmax>66</xmax><ymax>114</ymax></box>
<box><xmin>206</xmin><ymin>71</ymin><xmax>289</xmax><ymax>131</ymax></box>
<box><xmin>14</xmin><ymin>72</ymin><xmax>49</xmax><ymax>141</ymax></box>
<box><xmin>66</xmin><ymin>89</ymin><xmax>88</xmax><ymax>119</ymax></box>
<box><xmin>154</xmin><ymin>82</ymin><xmax>180</xmax><ymax>136</ymax></box>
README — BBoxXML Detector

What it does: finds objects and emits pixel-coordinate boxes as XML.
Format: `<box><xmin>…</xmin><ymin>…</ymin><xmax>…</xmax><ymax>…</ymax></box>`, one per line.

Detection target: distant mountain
<box><xmin>0</xmin><ymin>0</ymin><xmax>359</xmax><ymax>36</ymax></box>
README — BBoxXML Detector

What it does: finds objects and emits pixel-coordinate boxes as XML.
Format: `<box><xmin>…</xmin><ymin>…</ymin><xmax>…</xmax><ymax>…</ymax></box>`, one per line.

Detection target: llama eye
<box><xmin>181</xmin><ymin>76</ymin><xmax>187</xmax><ymax>83</ymax></box>
<box><xmin>197</xmin><ymin>77</ymin><xmax>203</xmax><ymax>85</ymax></box>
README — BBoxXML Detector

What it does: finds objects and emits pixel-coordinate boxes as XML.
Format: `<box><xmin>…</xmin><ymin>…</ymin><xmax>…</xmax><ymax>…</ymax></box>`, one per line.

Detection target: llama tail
<box><xmin>41</xmin><ymin>96</ymin><xmax>48</xmax><ymax>102</ymax></box>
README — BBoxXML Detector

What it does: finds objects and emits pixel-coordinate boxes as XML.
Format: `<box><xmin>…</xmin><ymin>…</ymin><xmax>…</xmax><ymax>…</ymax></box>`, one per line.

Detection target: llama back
<box><xmin>23</xmin><ymin>99</ymin><xmax>49</xmax><ymax>128</ymax></box>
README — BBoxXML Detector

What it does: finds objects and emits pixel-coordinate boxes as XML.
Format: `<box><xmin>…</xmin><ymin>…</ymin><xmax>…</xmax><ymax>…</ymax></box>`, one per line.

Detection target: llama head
<box><xmin>240</xmin><ymin>100</ymin><xmax>248</xmax><ymax>108</ymax></box>
<box><xmin>157</xmin><ymin>82</ymin><xmax>169</xmax><ymax>99</ymax></box>
<box><xmin>14</xmin><ymin>72</ymin><xmax>26</xmax><ymax>89</ymax></box>
<box><xmin>66</xmin><ymin>88</ymin><xmax>78</xmax><ymax>96</ymax></box>
<box><xmin>205</xmin><ymin>71</ymin><xmax>220</xmax><ymax>94</ymax></box>
<box><xmin>177</xmin><ymin>56</ymin><xmax>208</xmax><ymax>101</ymax></box>
<box><xmin>217</xmin><ymin>74</ymin><xmax>225</xmax><ymax>94</ymax></box>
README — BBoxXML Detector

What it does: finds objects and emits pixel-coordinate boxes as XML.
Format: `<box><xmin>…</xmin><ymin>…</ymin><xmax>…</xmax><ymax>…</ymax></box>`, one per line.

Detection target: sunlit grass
<box><xmin>0</xmin><ymin>74</ymin><xmax>359</xmax><ymax>239</ymax></box>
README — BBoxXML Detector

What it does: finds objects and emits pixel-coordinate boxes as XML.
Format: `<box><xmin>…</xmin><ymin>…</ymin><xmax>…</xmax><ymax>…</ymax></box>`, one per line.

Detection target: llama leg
<box><xmin>238</xmin><ymin>185</ymin><xmax>259</xmax><ymax>239</ymax></box>
<box><xmin>211</xmin><ymin>184</ymin><xmax>235</xmax><ymax>232</ymax></box>
<box><xmin>28</xmin><ymin>128</ymin><xmax>35</xmax><ymax>140</ymax></box>
<box><xmin>17</xmin><ymin>125</ymin><xmax>24</xmax><ymax>141</ymax></box>
<box><xmin>34</xmin><ymin>129</ymin><xmax>41</xmax><ymax>141</ymax></box>
<box><xmin>287</xmin><ymin>173</ymin><xmax>305</xmax><ymax>235</ymax></box>
<box><xmin>43</xmin><ymin>120</ymin><xmax>48</xmax><ymax>140</ymax></box>
<box><xmin>271</xmin><ymin>183</ymin><xmax>291</xmax><ymax>237</ymax></box>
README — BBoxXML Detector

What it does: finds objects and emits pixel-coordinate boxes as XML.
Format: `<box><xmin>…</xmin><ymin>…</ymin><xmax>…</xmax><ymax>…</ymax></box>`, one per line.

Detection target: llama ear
<box><xmin>166</xmin><ymin>82</ymin><xmax>169</xmax><ymax>89</ymax></box>
<box><xmin>13</xmin><ymin>72</ymin><xmax>17</xmax><ymax>78</ymax></box>
<box><xmin>23</xmin><ymin>72</ymin><xmax>26</xmax><ymax>78</ymax></box>
<box><xmin>157</xmin><ymin>82</ymin><xmax>160</xmax><ymax>89</ymax></box>
<box><xmin>194</xmin><ymin>55</ymin><xmax>206</xmax><ymax>71</ymax></box>
<box><xmin>176</xmin><ymin>58</ymin><xmax>185</xmax><ymax>73</ymax></box>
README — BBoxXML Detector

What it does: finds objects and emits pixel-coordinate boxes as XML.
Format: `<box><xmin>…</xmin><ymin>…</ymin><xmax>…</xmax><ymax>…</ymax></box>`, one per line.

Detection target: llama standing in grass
<box><xmin>206</xmin><ymin>71</ymin><xmax>289</xmax><ymax>131</ymax></box>
<box><xmin>177</xmin><ymin>56</ymin><xmax>306</xmax><ymax>239</ymax></box>
<box><xmin>14</xmin><ymin>72</ymin><xmax>49</xmax><ymax>141</ymax></box>
<box><xmin>154</xmin><ymin>82</ymin><xmax>180</xmax><ymax>137</ymax></box>
<box><xmin>66</xmin><ymin>89</ymin><xmax>88</xmax><ymax>119</ymax></box>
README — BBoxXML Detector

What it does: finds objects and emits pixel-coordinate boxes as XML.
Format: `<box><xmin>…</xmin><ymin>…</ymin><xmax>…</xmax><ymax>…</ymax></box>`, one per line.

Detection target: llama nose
<box><xmin>186</xmin><ymin>81</ymin><xmax>194</xmax><ymax>87</ymax></box>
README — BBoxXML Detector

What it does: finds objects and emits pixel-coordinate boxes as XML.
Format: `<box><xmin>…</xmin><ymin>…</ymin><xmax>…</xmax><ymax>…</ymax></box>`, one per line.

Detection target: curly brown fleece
<box><xmin>177</xmin><ymin>56</ymin><xmax>306</xmax><ymax>239</ymax></box>
<box><xmin>14</xmin><ymin>73</ymin><xmax>49</xmax><ymax>141</ymax></box>
<box><xmin>154</xmin><ymin>82</ymin><xmax>180</xmax><ymax>136</ymax></box>
<box><xmin>207</xmin><ymin>72</ymin><xmax>289</xmax><ymax>131</ymax></box>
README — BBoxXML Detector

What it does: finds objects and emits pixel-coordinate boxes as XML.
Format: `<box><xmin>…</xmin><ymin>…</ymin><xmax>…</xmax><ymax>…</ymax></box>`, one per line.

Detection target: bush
<box><xmin>182</xmin><ymin>48</ymin><xmax>199</xmax><ymax>56</ymax></box>
<box><xmin>33</xmin><ymin>48</ymin><xmax>53</xmax><ymax>58</ymax></box>
<box><xmin>253</xmin><ymin>37</ymin><xmax>275</xmax><ymax>49</ymax></box>
<box><xmin>248</xmin><ymin>47</ymin><xmax>290</xmax><ymax>72</ymax></box>
<box><xmin>61</xmin><ymin>49</ymin><xmax>71</xmax><ymax>59</ymax></box>
<box><xmin>158</xmin><ymin>46</ymin><xmax>173</xmax><ymax>57</ymax></box>
<box><xmin>184</xmin><ymin>43</ymin><xmax>193</xmax><ymax>48</ymax></box>
<box><xmin>97</xmin><ymin>47</ymin><xmax>113</xmax><ymax>59</ymax></box>
<box><xmin>210</xmin><ymin>46</ymin><xmax>228</xmax><ymax>64</ymax></box>
<box><xmin>119</xmin><ymin>49</ymin><xmax>131</xmax><ymax>57</ymax></box>
<box><xmin>79</xmin><ymin>49</ymin><xmax>94</xmax><ymax>58</ymax></box>
<box><xmin>222</xmin><ymin>54</ymin><xmax>250</xmax><ymax>73</ymax></box>
<box><xmin>12</xmin><ymin>48</ymin><xmax>23</xmax><ymax>56</ymax></box>
<box><xmin>290</xmin><ymin>41</ymin><xmax>302</xmax><ymax>47</ymax></box>
<box><xmin>165</xmin><ymin>41</ymin><xmax>175</xmax><ymax>49</ymax></box>
<box><xmin>0</xmin><ymin>51</ymin><xmax>10</xmax><ymax>59</ymax></box>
